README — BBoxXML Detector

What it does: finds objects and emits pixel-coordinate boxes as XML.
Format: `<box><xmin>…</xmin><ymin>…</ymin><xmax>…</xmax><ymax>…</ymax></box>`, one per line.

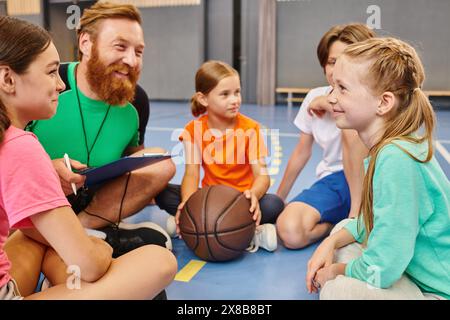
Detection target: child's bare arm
<box><xmin>246</xmin><ymin>159</ymin><xmax>270</xmax><ymax>225</ymax></box>
<box><xmin>176</xmin><ymin>141</ymin><xmax>201</xmax><ymax>234</ymax></box>
<box><xmin>341</xmin><ymin>129</ymin><xmax>368</xmax><ymax>218</ymax></box>
<box><xmin>276</xmin><ymin>133</ymin><xmax>314</xmax><ymax>200</ymax></box>
<box><xmin>180</xmin><ymin>141</ymin><xmax>201</xmax><ymax>203</ymax></box>
<box><xmin>307</xmin><ymin>95</ymin><xmax>333</xmax><ymax>118</ymax></box>
<box><xmin>30</xmin><ymin>207</ymin><xmax>113</xmax><ymax>283</ymax></box>
<box><xmin>249</xmin><ymin>158</ymin><xmax>270</xmax><ymax>200</ymax></box>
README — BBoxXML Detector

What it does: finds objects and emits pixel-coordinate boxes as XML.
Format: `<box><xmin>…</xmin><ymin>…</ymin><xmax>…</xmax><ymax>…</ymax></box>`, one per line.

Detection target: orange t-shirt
<box><xmin>179</xmin><ymin>113</ymin><xmax>268</xmax><ymax>192</ymax></box>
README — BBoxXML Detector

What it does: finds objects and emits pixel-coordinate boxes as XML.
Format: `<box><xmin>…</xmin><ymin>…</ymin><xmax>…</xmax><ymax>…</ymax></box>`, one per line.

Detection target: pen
<box><xmin>63</xmin><ymin>153</ymin><xmax>78</xmax><ymax>196</ymax></box>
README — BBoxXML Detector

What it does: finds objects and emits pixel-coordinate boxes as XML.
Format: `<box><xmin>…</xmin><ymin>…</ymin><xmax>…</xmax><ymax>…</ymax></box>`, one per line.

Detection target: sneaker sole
<box><xmin>166</xmin><ymin>216</ymin><xmax>178</xmax><ymax>238</ymax></box>
<box><xmin>118</xmin><ymin>221</ymin><xmax>173</xmax><ymax>251</ymax></box>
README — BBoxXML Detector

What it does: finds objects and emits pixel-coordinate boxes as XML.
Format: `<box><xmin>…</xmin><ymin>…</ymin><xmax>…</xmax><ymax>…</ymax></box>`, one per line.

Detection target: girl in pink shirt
<box><xmin>0</xmin><ymin>16</ymin><xmax>176</xmax><ymax>299</ymax></box>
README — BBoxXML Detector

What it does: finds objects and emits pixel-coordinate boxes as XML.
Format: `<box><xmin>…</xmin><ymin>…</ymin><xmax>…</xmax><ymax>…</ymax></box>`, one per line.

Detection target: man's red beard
<box><xmin>86</xmin><ymin>45</ymin><xmax>140</xmax><ymax>106</ymax></box>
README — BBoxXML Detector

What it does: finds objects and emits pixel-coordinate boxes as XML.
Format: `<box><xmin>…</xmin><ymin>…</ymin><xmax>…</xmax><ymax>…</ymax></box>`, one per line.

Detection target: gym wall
<box><xmin>14</xmin><ymin>0</ymin><xmax>450</xmax><ymax>103</ymax></box>
<box><xmin>277</xmin><ymin>0</ymin><xmax>450</xmax><ymax>92</ymax></box>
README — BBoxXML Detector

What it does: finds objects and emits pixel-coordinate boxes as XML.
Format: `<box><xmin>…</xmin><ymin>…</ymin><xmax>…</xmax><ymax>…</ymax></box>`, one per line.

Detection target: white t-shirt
<box><xmin>294</xmin><ymin>86</ymin><xmax>343</xmax><ymax>179</ymax></box>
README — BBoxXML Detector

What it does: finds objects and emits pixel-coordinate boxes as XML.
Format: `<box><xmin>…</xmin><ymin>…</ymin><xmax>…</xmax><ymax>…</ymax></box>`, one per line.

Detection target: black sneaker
<box><xmin>101</xmin><ymin>222</ymin><xmax>172</xmax><ymax>258</ymax></box>
<box><xmin>153</xmin><ymin>290</ymin><xmax>167</xmax><ymax>300</ymax></box>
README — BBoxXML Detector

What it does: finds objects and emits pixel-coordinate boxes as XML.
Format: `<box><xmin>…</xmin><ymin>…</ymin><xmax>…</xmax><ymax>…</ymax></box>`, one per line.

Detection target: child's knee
<box><xmin>276</xmin><ymin>207</ymin><xmax>299</xmax><ymax>234</ymax></box>
<box><xmin>276</xmin><ymin>223</ymin><xmax>311</xmax><ymax>249</ymax></box>
<box><xmin>281</xmin><ymin>233</ymin><xmax>311</xmax><ymax>249</ymax></box>
<box><xmin>141</xmin><ymin>245</ymin><xmax>177</xmax><ymax>283</ymax></box>
<box><xmin>320</xmin><ymin>275</ymin><xmax>352</xmax><ymax>300</ymax></box>
<box><xmin>320</xmin><ymin>275</ymin><xmax>369</xmax><ymax>300</ymax></box>
<box><xmin>276</xmin><ymin>202</ymin><xmax>304</xmax><ymax>224</ymax></box>
<box><xmin>156</xmin><ymin>247</ymin><xmax>178</xmax><ymax>282</ymax></box>
<box><xmin>276</xmin><ymin>207</ymin><xmax>314</xmax><ymax>248</ymax></box>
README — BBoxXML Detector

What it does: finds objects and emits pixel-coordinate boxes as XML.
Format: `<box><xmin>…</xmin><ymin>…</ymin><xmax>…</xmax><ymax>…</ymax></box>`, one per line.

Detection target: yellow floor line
<box><xmin>175</xmin><ymin>260</ymin><xmax>207</xmax><ymax>282</ymax></box>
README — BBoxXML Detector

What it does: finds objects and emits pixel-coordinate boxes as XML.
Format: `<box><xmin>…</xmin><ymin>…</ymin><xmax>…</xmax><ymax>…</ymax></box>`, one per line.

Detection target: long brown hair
<box><xmin>343</xmin><ymin>38</ymin><xmax>435</xmax><ymax>242</ymax></box>
<box><xmin>191</xmin><ymin>60</ymin><xmax>239</xmax><ymax>117</ymax></box>
<box><xmin>0</xmin><ymin>16</ymin><xmax>51</xmax><ymax>143</ymax></box>
<box><xmin>77</xmin><ymin>2</ymin><xmax>142</xmax><ymax>60</ymax></box>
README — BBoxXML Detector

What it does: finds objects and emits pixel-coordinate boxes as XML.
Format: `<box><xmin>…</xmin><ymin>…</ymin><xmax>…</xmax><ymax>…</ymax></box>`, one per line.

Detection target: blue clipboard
<box><xmin>77</xmin><ymin>153</ymin><xmax>171</xmax><ymax>187</ymax></box>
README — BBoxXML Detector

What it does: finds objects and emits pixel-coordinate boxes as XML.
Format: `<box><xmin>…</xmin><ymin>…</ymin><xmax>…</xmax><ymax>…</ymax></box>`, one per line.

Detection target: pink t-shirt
<box><xmin>0</xmin><ymin>126</ymin><xmax>69</xmax><ymax>288</ymax></box>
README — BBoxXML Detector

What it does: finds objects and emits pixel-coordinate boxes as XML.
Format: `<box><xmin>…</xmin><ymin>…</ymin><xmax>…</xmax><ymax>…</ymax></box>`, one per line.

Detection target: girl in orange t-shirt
<box><xmin>156</xmin><ymin>60</ymin><xmax>284</xmax><ymax>252</ymax></box>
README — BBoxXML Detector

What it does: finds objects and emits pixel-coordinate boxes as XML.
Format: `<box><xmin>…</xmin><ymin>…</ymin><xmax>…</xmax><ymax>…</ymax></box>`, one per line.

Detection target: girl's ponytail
<box><xmin>410</xmin><ymin>88</ymin><xmax>435</xmax><ymax>161</ymax></box>
<box><xmin>190</xmin><ymin>93</ymin><xmax>207</xmax><ymax>117</ymax></box>
<box><xmin>0</xmin><ymin>100</ymin><xmax>10</xmax><ymax>143</ymax></box>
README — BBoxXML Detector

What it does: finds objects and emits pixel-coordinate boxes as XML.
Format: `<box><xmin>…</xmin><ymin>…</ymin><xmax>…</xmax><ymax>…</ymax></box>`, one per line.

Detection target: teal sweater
<box><xmin>344</xmin><ymin>141</ymin><xmax>450</xmax><ymax>299</ymax></box>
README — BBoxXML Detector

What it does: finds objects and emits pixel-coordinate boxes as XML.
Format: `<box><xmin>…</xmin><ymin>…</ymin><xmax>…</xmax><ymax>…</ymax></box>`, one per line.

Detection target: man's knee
<box><xmin>138</xmin><ymin>147</ymin><xmax>176</xmax><ymax>182</ymax></box>
<box><xmin>157</xmin><ymin>157</ymin><xmax>176</xmax><ymax>182</ymax></box>
<box><xmin>140</xmin><ymin>147</ymin><xmax>166</xmax><ymax>154</ymax></box>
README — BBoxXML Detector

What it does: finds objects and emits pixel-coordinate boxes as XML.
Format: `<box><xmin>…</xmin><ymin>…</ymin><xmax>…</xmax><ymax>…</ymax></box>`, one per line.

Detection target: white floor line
<box><xmin>147</xmin><ymin>126</ymin><xmax>450</xmax><ymax>165</ymax></box>
<box><xmin>147</xmin><ymin>126</ymin><xmax>300</xmax><ymax>137</ymax></box>
<box><xmin>278</xmin><ymin>132</ymin><xmax>300</xmax><ymax>138</ymax></box>
<box><xmin>147</xmin><ymin>127</ymin><xmax>178</xmax><ymax>132</ymax></box>
<box><xmin>436</xmin><ymin>141</ymin><xmax>450</xmax><ymax>164</ymax></box>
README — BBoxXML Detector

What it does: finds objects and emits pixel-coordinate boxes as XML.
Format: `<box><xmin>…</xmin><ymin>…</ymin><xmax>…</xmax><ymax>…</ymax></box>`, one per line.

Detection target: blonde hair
<box><xmin>77</xmin><ymin>2</ymin><xmax>142</xmax><ymax>60</ymax></box>
<box><xmin>317</xmin><ymin>23</ymin><xmax>376</xmax><ymax>69</ymax></box>
<box><xmin>191</xmin><ymin>60</ymin><xmax>239</xmax><ymax>117</ymax></box>
<box><xmin>343</xmin><ymin>37</ymin><xmax>436</xmax><ymax>242</ymax></box>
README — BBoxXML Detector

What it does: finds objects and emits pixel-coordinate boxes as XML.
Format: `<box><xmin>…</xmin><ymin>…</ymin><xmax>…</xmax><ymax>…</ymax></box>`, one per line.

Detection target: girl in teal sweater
<box><xmin>306</xmin><ymin>37</ymin><xmax>450</xmax><ymax>300</ymax></box>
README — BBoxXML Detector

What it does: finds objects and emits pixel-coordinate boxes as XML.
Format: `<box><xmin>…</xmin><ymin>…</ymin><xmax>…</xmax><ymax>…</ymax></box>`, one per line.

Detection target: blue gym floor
<box><xmin>126</xmin><ymin>101</ymin><xmax>450</xmax><ymax>300</ymax></box>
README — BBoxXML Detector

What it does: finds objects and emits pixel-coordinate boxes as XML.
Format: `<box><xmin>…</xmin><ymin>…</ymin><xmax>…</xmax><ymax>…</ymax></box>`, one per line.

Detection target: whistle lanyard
<box><xmin>74</xmin><ymin>66</ymin><xmax>111</xmax><ymax>167</ymax></box>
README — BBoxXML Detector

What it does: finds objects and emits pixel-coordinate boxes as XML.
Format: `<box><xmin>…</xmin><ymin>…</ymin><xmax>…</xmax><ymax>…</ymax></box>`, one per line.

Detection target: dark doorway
<box><xmin>232</xmin><ymin>0</ymin><xmax>241</xmax><ymax>74</ymax></box>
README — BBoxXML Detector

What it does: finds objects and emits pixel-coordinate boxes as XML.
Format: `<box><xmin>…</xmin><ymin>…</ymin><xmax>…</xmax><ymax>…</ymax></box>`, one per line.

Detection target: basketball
<box><xmin>179</xmin><ymin>185</ymin><xmax>256</xmax><ymax>262</ymax></box>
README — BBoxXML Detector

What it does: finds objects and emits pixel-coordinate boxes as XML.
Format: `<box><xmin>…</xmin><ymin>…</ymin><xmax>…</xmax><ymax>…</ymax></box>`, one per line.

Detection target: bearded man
<box><xmin>28</xmin><ymin>2</ymin><xmax>175</xmax><ymax>257</ymax></box>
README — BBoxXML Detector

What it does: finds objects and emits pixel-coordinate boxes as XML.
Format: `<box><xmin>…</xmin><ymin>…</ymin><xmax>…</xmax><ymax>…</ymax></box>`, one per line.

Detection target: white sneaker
<box><xmin>166</xmin><ymin>215</ymin><xmax>177</xmax><ymax>238</ymax></box>
<box><xmin>246</xmin><ymin>223</ymin><xmax>278</xmax><ymax>253</ymax></box>
<box><xmin>39</xmin><ymin>277</ymin><xmax>52</xmax><ymax>291</ymax></box>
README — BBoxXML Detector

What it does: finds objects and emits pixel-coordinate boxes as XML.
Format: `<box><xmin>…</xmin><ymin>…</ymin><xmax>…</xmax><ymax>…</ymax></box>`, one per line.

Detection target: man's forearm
<box><xmin>124</xmin><ymin>144</ymin><xmax>145</xmax><ymax>156</ymax></box>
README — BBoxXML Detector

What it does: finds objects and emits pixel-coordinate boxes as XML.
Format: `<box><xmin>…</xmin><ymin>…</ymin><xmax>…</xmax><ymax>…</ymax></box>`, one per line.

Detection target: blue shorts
<box><xmin>290</xmin><ymin>170</ymin><xmax>350</xmax><ymax>224</ymax></box>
